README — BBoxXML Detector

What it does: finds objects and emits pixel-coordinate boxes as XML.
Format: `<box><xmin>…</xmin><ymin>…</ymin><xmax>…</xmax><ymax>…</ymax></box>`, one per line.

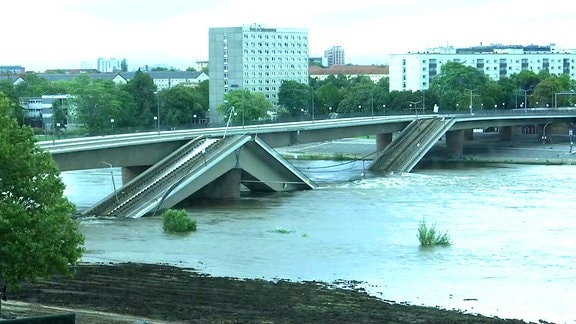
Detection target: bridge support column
<box><xmin>198</xmin><ymin>168</ymin><xmax>241</xmax><ymax>200</ymax></box>
<box><xmin>375</xmin><ymin>132</ymin><xmax>393</xmax><ymax>151</ymax></box>
<box><xmin>464</xmin><ymin>129</ymin><xmax>474</xmax><ymax>140</ymax></box>
<box><xmin>445</xmin><ymin>130</ymin><xmax>464</xmax><ymax>159</ymax></box>
<box><xmin>121</xmin><ymin>166</ymin><xmax>149</xmax><ymax>184</ymax></box>
<box><xmin>499</xmin><ymin>126</ymin><xmax>512</xmax><ymax>141</ymax></box>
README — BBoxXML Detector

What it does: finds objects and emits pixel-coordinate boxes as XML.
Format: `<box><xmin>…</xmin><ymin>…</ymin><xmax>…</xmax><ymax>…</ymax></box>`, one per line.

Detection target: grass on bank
<box><xmin>417</xmin><ymin>219</ymin><xmax>451</xmax><ymax>247</ymax></box>
<box><xmin>162</xmin><ymin>209</ymin><xmax>197</xmax><ymax>233</ymax></box>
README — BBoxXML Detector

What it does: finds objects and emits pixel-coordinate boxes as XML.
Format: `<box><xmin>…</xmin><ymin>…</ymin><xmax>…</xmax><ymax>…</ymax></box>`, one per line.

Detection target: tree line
<box><xmin>1</xmin><ymin>62</ymin><xmax>576</xmax><ymax>134</ymax></box>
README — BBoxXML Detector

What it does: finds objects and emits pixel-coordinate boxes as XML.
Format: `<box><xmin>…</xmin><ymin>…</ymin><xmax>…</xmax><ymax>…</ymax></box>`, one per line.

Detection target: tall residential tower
<box><xmin>208</xmin><ymin>24</ymin><xmax>309</xmax><ymax>123</ymax></box>
<box><xmin>324</xmin><ymin>46</ymin><xmax>345</xmax><ymax>67</ymax></box>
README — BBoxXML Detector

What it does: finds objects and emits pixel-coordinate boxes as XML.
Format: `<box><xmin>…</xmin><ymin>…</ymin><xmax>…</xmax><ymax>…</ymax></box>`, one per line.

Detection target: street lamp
<box><xmin>519</xmin><ymin>88</ymin><xmax>530</xmax><ymax>110</ymax></box>
<box><xmin>101</xmin><ymin>161</ymin><xmax>119</xmax><ymax>203</ymax></box>
<box><xmin>408</xmin><ymin>100</ymin><xmax>421</xmax><ymax>122</ymax></box>
<box><xmin>358</xmin><ymin>105</ymin><xmax>362</xmax><ymax>116</ymax></box>
<box><xmin>542</xmin><ymin>121</ymin><xmax>551</xmax><ymax>149</ymax></box>
<box><xmin>52</xmin><ymin>122</ymin><xmax>61</xmax><ymax>145</ymax></box>
<box><xmin>110</xmin><ymin>118</ymin><xmax>114</xmax><ymax>134</ymax></box>
<box><xmin>153</xmin><ymin>91</ymin><xmax>160</xmax><ymax>135</ymax></box>
<box><xmin>193</xmin><ymin>114</ymin><xmax>197</xmax><ymax>125</ymax></box>
<box><xmin>465</xmin><ymin>88</ymin><xmax>476</xmax><ymax>115</ymax></box>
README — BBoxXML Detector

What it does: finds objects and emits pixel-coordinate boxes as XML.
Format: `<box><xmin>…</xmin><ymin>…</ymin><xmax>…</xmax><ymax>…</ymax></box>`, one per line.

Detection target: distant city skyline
<box><xmin>3</xmin><ymin>0</ymin><xmax>576</xmax><ymax>72</ymax></box>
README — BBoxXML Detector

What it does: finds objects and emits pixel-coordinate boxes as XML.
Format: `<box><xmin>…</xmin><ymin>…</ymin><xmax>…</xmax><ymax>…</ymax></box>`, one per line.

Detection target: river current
<box><xmin>61</xmin><ymin>160</ymin><xmax>576</xmax><ymax>323</ymax></box>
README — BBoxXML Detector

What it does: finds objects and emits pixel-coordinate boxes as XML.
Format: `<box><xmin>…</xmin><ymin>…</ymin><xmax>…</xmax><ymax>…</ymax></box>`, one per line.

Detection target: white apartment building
<box><xmin>208</xmin><ymin>24</ymin><xmax>309</xmax><ymax>123</ymax></box>
<box><xmin>324</xmin><ymin>46</ymin><xmax>345</xmax><ymax>67</ymax></box>
<box><xmin>97</xmin><ymin>58</ymin><xmax>123</xmax><ymax>73</ymax></box>
<box><xmin>389</xmin><ymin>44</ymin><xmax>576</xmax><ymax>92</ymax></box>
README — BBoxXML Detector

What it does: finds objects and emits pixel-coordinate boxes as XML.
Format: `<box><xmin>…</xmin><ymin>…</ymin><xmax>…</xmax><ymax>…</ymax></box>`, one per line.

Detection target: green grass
<box><xmin>162</xmin><ymin>209</ymin><xmax>197</xmax><ymax>233</ymax></box>
<box><xmin>417</xmin><ymin>219</ymin><xmax>451</xmax><ymax>247</ymax></box>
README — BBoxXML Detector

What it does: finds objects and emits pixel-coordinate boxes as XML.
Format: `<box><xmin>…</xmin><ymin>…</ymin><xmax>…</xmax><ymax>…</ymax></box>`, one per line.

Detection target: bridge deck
<box><xmin>82</xmin><ymin>135</ymin><xmax>316</xmax><ymax>218</ymax></box>
<box><xmin>369</xmin><ymin>116</ymin><xmax>456</xmax><ymax>173</ymax></box>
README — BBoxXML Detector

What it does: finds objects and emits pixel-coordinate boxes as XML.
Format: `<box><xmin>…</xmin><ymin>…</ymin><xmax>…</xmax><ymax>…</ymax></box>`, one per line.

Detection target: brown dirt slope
<box><xmin>3</xmin><ymin>263</ymin><xmax>532</xmax><ymax>323</ymax></box>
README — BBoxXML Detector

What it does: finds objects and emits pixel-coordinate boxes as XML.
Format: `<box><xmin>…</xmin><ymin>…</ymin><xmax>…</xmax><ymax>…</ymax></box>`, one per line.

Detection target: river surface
<box><xmin>61</xmin><ymin>161</ymin><xmax>576</xmax><ymax>323</ymax></box>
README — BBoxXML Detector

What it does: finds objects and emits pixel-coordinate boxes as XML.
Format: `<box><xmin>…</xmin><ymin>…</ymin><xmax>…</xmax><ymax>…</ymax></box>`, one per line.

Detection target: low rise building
<box><xmin>309</xmin><ymin>65</ymin><xmax>388</xmax><ymax>83</ymax></box>
<box><xmin>389</xmin><ymin>43</ymin><xmax>576</xmax><ymax>91</ymax></box>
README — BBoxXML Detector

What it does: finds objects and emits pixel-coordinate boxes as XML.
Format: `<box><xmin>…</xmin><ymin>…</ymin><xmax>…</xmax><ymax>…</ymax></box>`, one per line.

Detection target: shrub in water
<box><xmin>417</xmin><ymin>219</ymin><xmax>451</xmax><ymax>247</ymax></box>
<box><xmin>162</xmin><ymin>209</ymin><xmax>196</xmax><ymax>233</ymax></box>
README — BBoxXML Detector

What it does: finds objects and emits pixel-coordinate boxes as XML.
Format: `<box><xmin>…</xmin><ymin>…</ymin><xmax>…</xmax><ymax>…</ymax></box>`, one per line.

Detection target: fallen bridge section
<box><xmin>369</xmin><ymin>116</ymin><xmax>456</xmax><ymax>173</ymax></box>
<box><xmin>83</xmin><ymin>135</ymin><xmax>316</xmax><ymax>218</ymax></box>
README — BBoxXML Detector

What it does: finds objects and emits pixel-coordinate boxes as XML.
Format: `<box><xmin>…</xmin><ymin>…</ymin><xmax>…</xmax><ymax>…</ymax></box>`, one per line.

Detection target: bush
<box><xmin>162</xmin><ymin>209</ymin><xmax>196</xmax><ymax>233</ymax></box>
<box><xmin>417</xmin><ymin>219</ymin><xmax>451</xmax><ymax>247</ymax></box>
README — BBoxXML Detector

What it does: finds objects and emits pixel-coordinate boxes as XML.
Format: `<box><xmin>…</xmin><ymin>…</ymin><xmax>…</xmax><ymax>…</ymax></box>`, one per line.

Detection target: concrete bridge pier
<box><xmin>196</xmin><ymin>168</ymin><xmax>241</xmax><ymax>200</ymax></box>
<box><xmin>375</xmin><ymin>132</ymin><xmax>393</xmax><ymax>152</ymax></box>
<box><xmin>464</xmin><ymin>129</ymin><xmax>474</xmax><ymax>140</ymax></box>
<box><xmin>121</xmin><ymin>166</ymin><xmax>149</xmax><ymax>185</ymax></box>
<box><xmin>445</xmin><ymin>130</ymin><xmax>465</xmax><ymax>159</ymax></box>
<box><xmin>499</xmin><ymin>126</ymin><xmax>512</xmax><ymax>141</ymax></box>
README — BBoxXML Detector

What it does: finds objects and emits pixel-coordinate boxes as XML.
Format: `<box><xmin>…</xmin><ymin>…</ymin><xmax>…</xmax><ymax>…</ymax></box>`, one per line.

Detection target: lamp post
<box><xmin>465</xmin><ymin>88</ymin><xmax>476</xmax><ymax>115</ymax></box>
<box><xmin>102</xmin><ymin>161</ymin><xmax>119</xmax><ymax>203</ymax></box>
<box><xmin>569</xmin><ymin>127</ymin><xmax>574</xmax><ymax>153</ymax></box>
<box><xmin>358</xmin><ymin>105</ymin><xmax>362</xmax><ymax>116</ymax></box>
<box><xmin>408</xmin><ymin>100</ymin><xmax>421</xmax><ymax>121</ymax></box>
<box><xmin>370</xmin><ymin>89</ymin><xmax>374</xmax><ymax>118</ymax></box>
<box><xmin>311</xmin><ymin>89</ymin><xmax>315</xmax><ymax>122</ymax></box>
<box><xmin>193</xmin><ymin>114</ymin><xmax>197</xmax><ymax>125</ymax></box>
<box><xmin>110</xmin><ymin>118</ymin><xmax>114</xmax><ymax>134</ymax></box>
<box><xmin>153</xmin><ymin>91</ymin><xmax>160</xmax><ymax>135</ymax></box>
<box><xmin>52</xmin><ymin>122</ymin><xmax>60</xmax><ymax>145</ymax></box>
<box><xmin>519</xmin><ymin>88</ymin><xmax>530</xmax><ymax>110</ymax></box>
<box><xmin>542</xmin><ymin>121</ymin><xmax>551</xmax><ymax>149</ymax></box>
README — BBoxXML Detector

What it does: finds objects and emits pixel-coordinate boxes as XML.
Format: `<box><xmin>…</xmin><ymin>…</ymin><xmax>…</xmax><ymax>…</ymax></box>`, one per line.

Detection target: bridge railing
<box><xmin>46</xmin><ymin>107</ymin><xmax>576</xmax><ymax>139</ymax></box>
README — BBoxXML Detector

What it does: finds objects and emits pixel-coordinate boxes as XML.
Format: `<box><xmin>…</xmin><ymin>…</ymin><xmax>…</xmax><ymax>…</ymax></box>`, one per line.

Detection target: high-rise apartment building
<box><xmin>389</xmin><ymin>44</ymin><xmax>576</xmax><ymax>91</ymax></box>
<box><xmin>208</xmin><ymin>24</ymin><xmax>309</xmax><ymax>123</ymax></box>
<box><xmin>324</xmin><ymin>46</ymin><xmax>345</xmax><ymax>67</ymax></box>
<box><xmin>97</xmin><ymin>58</ymin><xmax>124</xmax><ymax>73</ymax></box>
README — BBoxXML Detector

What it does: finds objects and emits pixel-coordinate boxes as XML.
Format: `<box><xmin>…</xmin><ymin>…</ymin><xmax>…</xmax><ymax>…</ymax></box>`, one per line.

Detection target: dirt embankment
<box><xmin>1</xmin><ymin>263</ymin><xmax>535</xmax><ymax>323</ymax></box>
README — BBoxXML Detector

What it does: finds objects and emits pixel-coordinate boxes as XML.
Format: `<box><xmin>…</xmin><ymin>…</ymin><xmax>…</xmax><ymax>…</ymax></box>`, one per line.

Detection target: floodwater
<box><xmin>61</xmin><ymin>160</ymin><xmax>576</xmax><ymax>323</ymax></box>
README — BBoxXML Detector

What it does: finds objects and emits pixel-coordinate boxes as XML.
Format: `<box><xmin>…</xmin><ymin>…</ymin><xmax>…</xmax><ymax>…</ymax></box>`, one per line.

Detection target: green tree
<box><xmin>315</xmin><ymin>83</ymin><xmax>341</xmax><ymax>114</ymax></box>
<box><xmin>218</xmin><ymin>89</ymin><xmax>271</xmax><ymax>124</ymax></box>
<box><xmin>71</xmin><ymin>75</ymin><xmax>136</xmax><ymax>134</ymax></box>
<box><xmin>277</xmin><ymin>80</ymin><xmax>311</xmax><ymax>116</ymax></box>
<box><xmin>124</xmin><ymin>70</ymin><xmax>158</xmax><ymax>126</ymax></box>
<box><xmin>161</xmin><ymin>85</ymin><xmax>207</xmax><ymax>125</ymax></box>
<box><xmin>0</xmin><ymin>93</ymin><xmax>84</xmax><ymax>290</ymax></box>
<box><xmin>429</xmin><ymin>62</ymin><xmax>489</xmax><ymax>111</ymax></box>
<box><xmin>0</xmin><ymin>82</ymin><xmax>25</xmax><ymax>125</ymax></box>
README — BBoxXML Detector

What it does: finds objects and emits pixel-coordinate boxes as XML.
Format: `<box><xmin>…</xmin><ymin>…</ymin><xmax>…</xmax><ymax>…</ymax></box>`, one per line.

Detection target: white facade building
<box><xmin>97</xmin><ymin>58</ymin><xmax>123</xmax><ymax>73</ymax></box>
<box><xmin>324</xmin><ymin>46</ymin><xmax>345</xmax><ymax>67</ymax></box>
<box><xmin>389</xmin><ymin>44</ymin><xmax>576</xmax><ymax>91</ymax></box>
<box><xmin>208</xmin><ymin>24</ymin><xmax>309</xmax><ymax>123</ymax></box>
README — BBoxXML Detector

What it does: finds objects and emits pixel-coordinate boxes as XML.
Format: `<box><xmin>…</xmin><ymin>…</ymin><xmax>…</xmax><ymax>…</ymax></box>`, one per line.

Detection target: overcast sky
<box><xmin>3</xmin><ymin>0</ymin><xmax>575</xmax><ymax>72</ymax></box>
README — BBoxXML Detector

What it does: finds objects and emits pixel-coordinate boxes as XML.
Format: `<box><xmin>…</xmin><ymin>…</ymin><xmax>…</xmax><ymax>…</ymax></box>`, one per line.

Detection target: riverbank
<box><xmin>3</xmin><ymin>262</ymin><xmax>533</xmax><ymax>323</ymax></box>
<box><xmin>277</xmin><ymin>133</ymin><xmax>576</xmax><ymax>166</ymax></box>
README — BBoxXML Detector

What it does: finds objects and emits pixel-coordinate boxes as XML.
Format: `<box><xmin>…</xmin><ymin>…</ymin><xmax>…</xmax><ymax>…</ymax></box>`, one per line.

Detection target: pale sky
<box><xmin>3</xmin><ymin>0</ymin><xmax>576</xmax><ymax>72</ymax></box>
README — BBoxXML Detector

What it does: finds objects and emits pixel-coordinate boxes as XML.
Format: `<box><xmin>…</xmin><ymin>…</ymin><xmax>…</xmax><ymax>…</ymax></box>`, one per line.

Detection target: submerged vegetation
<box><xmin>417</xmin><ymin>219</ymin><xmax>452</xmax><ymax>247</ymax></box>
<box><xmin>162</xmin><ymin>209</ymin><xmax>197</xmax><ymax>233</ymax></box>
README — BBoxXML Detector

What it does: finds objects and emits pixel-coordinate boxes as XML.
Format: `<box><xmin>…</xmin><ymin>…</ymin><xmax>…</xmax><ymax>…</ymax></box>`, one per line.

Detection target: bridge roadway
<box><xmin>39</xmin><ymin>109</ymin><xmax>576</xmax><ymax>175</ymax></box>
